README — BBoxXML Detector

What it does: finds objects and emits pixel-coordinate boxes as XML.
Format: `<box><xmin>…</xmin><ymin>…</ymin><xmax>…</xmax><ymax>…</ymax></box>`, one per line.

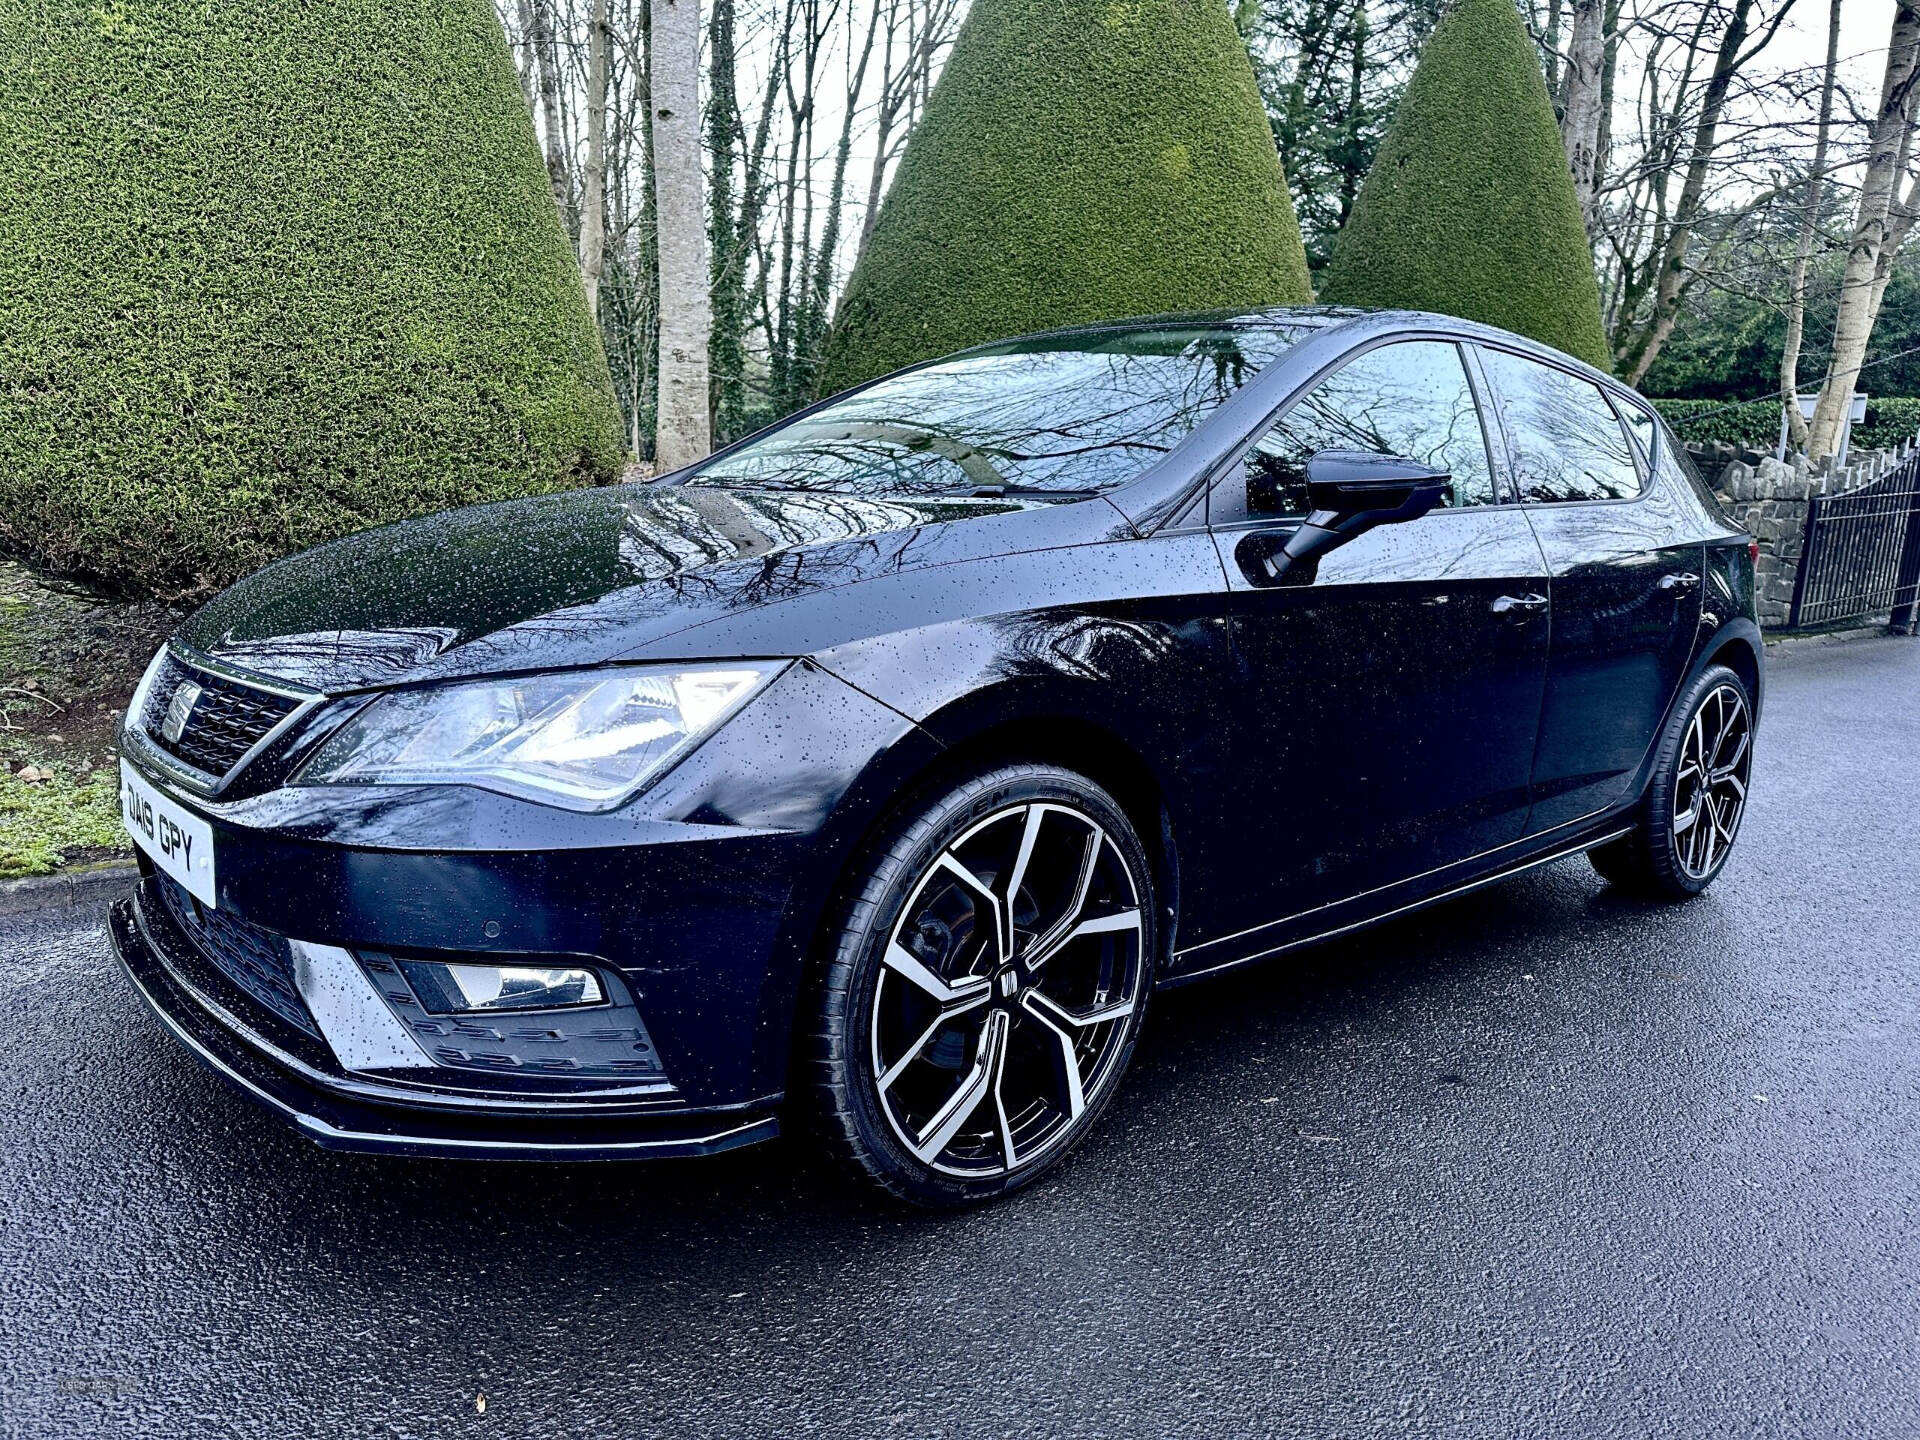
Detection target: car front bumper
<box><xmin>109</xmin><ymin>880</ymin><xmax>782</xmax><ymax>1160</ymax></box>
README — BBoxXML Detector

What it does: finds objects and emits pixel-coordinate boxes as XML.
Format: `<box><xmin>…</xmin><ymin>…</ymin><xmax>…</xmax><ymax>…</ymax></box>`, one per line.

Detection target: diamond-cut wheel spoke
<box><xmin>934</xmin><ymin>853</ymin><xmax>1008</xmax><ymax>966</ymax></box>
<box><xmin>909</xmin><ymin>1010</ymin><xmax>1009</xmax><ymax>1163</ymax></box>
<box><xmin>1022</xmin><ymin>996</ymin><xmax>1088</xmax><ymax>1123</ymax></box>
<box><xmin>877</xmin><ymin>985</ymin><xmax>992</xmax><ymax>1093</ymax></box>
<box><xmin>1028</xmin><ymin>906</ymin><xmax>1139</xmax><ymax>972</ymax></box>
<box><xmin>883</xmin><ymin>942</ymin><xmax>991</xmax><ymax>1007</ymax></box>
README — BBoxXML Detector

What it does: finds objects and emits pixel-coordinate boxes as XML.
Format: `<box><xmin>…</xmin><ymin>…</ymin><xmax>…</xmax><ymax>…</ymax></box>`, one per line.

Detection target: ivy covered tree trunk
<box><xmin>706</xmin><ymin>0</ymin><xmax>748</xmax><ymax>443</ymax></box>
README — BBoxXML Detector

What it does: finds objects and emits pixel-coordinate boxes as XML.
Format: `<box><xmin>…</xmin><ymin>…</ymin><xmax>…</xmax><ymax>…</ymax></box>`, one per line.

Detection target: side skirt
<box><xmin>1160</xmin><ymin>823</ymin><xmax>1631</xmax><ymax>989</ymax></box>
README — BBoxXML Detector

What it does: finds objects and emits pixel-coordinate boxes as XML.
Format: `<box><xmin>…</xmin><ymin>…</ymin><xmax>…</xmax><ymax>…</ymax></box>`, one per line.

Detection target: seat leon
<box><xmin>110</xmin><ymin>306</ymin><xmax>1763</xmax><ymax>1206</ymax></box>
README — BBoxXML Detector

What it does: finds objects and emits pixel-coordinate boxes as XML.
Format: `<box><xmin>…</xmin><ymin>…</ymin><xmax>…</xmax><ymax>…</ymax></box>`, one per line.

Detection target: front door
<box><xmin>1472</xmin><ymin>347</ymin><xmax>1703</xmax><ymax>834</ymax></box>
<box><xmin>1206</xmin><ymin>338</ymin><xmax>1552</xmax><ymax>941</ymax></box>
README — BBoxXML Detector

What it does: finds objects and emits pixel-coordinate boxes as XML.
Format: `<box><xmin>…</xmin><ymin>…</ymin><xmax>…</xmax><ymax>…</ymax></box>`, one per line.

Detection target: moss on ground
<box><xmin>0</xmin><ymin>761</ymin><xmax>124</xmax><ymax>879</ymax></box>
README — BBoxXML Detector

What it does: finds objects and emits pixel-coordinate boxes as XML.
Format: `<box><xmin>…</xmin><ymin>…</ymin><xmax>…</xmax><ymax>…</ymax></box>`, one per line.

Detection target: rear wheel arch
<box><xmin>1701</xmin><ymin>629</ymin><xmax>1763</xmax><ymax>719</ymax></box>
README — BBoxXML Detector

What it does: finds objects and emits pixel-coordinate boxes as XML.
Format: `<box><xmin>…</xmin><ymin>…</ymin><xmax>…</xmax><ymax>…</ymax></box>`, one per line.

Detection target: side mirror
<box><xmin>1305</xmin><ymin>449</ymin><xmax>1453</xmax><ymax>517</ymax></box>
<box><xmin>1259</xmin><ymin>450</ymin><xmax>1452</xmax><ymax>584</ymax></box>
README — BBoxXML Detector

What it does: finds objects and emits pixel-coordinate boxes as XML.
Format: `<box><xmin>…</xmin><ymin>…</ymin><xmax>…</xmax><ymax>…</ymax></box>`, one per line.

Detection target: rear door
<box><xmin>1206</xmin><ymin>338</ymin><xmax>1552</xmax><ymax>935</ymax></box>
<box><xmin>1472</xmin><ymin>345</ymin><xmax>1703</xmax><ymax>834</ymax></box>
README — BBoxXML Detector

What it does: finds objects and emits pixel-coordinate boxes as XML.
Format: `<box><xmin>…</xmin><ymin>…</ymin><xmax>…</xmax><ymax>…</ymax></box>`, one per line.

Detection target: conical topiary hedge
<box><xmin>818</xmin><ymin>0</ymin><xmax>1314</xmax><ymax>394</ymax></box>
<box><xmin>1318</xmin><ymin>0</ymin><xmax>1611</xmax><ymax>369</ymax></box>
<box><xmin>0</xmin><ymin>0</ymin><xmax>627</xmax><ymax>599</ymax></box>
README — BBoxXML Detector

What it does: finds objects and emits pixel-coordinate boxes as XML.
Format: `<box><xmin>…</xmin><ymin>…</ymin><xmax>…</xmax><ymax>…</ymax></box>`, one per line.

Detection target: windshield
<box><xmin>686</xmin><ymin>321</ymin><xmax>1324</xmax><ymax>500</ymax></box>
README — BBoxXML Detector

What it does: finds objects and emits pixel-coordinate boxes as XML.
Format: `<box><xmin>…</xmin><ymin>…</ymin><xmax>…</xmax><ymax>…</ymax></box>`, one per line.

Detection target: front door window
<box><xmin>1240</xmin><ymin>340</ymin><xmax>1497</xmax><ymax>518</ymax></box>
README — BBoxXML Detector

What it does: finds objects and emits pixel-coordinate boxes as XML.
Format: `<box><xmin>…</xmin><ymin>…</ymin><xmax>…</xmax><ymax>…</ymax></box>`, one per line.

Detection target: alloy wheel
<box><xmin>869</xmin><ymin>801</ymin><xmax>1145</xmax><ymax>1178</ymax></box>
<box><xmin>1671</xmin><ymin>682</ymin><xmax>1753</xmax><ymax>879</ymax></box>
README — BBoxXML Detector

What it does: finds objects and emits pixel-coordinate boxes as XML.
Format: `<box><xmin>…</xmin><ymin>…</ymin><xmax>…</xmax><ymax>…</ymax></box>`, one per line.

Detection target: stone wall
<box><xmin>1686</xmin><ymin>439</ymin><xmax>1918</xmax><ymax>630</ymax></box>
<box><xmin>1704</xmin><ymin>453</ymin><xmax>1814</xmax><ymax>629</ymax></box>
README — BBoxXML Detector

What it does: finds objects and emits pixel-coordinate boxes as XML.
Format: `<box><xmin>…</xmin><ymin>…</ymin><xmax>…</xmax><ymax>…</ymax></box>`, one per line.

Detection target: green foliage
<box><xmin>1645</xmin><ymin>244</ymin><xmax>1920</xmax><ymax>403</ymax></box>
<box><xmin>1248</xmin><ymin>0</ymin><xmax>1438</xmax><ymax>273</ymax></box>
<box><xmin>0</xmin><ymin>0</ymin><xmax>627</xmax><ymax>599</ymax></box>
<box><xmin>0</xmin><ymin>763</ymin><xmax>126</xmax><ymax>879</ymax></box>
<box><xmin>1318</xmin><ymin>0</ymin><xmax>1609</xmax><ymax>368</ymax></box>
<box><xmin>820</xmin><ymin>0</ymin><xmax>1313</xmax><ymax>394</ymax></box>
<box><xmin>1654</xmin><ymin>397</ymin><xmax>1920</xmax><ymax>454</ymax></box>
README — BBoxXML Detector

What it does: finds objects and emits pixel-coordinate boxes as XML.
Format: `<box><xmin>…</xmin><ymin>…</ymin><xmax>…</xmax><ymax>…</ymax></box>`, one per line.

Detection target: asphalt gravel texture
<box><xmin>3</xmin><ymin>635</ymin><xmax>1917</xmax><ymax>1439</ymax></box>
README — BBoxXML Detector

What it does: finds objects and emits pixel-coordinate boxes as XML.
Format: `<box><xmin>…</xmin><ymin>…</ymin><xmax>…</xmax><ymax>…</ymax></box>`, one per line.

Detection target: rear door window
<box><xmin>1479</xmin><ymin>348</ymin><xmax>1642</xmax><ymax>503</ymax></box>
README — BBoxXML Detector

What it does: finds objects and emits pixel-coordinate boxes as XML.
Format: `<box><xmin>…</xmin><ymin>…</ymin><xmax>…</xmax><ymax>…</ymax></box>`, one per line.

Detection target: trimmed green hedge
<box><xmin>1319</xmin><ymin>0</ymin><xmax>1610</xmax><ymax>369</ymax></box>
<box><xmin>1654</xmin><ymin>397</ymin><xmax>1920</xmax><ymax>453</ymax></box>
<box><xmin>0</xmin><ymin>0</ymin><xmax>626</xmax><ymax>599</ymax></box>
<box><xmin>819</xmin><ymin>0</ymin><xmax>1313</xmax><ymax>394</ymax></box>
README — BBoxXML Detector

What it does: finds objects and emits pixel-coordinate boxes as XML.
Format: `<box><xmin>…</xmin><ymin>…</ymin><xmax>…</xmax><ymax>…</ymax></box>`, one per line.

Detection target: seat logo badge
<box><xmin>998</xmin><ymin>970</ymin><xmax>1019</xmax><ymax>998</ymax></box>
<box><xmin>161</xmin><ymin>681</ymin><xmax>202</xmax><ymax>744</ymax></box>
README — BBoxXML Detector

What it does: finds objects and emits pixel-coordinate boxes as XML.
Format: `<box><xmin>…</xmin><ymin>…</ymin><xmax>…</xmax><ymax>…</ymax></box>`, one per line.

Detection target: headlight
<box><xmin>298</xmin><ymin>662</ymin><xmax>787</xmax><ymax>810</ymax></box>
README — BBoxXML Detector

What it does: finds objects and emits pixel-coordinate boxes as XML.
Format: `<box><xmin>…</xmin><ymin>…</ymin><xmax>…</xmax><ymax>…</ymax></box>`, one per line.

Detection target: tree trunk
<box><xmin>1781</xmin><ymin>0</ymin><xmax>1842</xmax><ymax>453</ymax></box>
<box><xmin>706</xmin><ymin>0</ymin><xmax>746</xmax><ymax>439</ymax></box>
<box><xmin>1337</xmin><ymin>0</ymin><xmax>1368</xmax><ymax>227</ymax></box>
<box><xmin>652</xmin><ymin>0</ymin><xmax>712</xmax><ymax>469</ymax></box>
<box><xmin>1809</xmin><ymin>0</ymin><xmax>1920</xmax><ymax>460</ymax></box>
<box><xmin>1543</xmin><ymin>0</ymin><xmax>1564</xmax><ymax>99</ymax></box>
<box><xmin>580</xmin><ymin>0</ymin><xmax>611</xmax><ymax>322</ymax></box>
<box><xmin>1561</xmin><ymin>0</ymin><xmax>1605</xmax><ymax>229</ymax></box>
<box><xmin>530</xmin><ymin>0</ymin><xmax>574</xmax><ymax>235</ymax></box>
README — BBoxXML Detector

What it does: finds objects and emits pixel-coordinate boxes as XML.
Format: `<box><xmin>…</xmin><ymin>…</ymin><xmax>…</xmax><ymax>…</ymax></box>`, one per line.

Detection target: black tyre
<box><xmin>805</xmin><ymin>764</ymin><xmax>1156</xmax><ymax>1207</ymax></box>
<box><xmin>1589</xmin><ymin>663</ymin><xmax>1755</xmax><ymax>900</ymax></box>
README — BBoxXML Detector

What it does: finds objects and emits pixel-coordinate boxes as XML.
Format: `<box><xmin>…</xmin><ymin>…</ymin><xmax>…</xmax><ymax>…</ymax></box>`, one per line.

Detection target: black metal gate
<box><xmin>1787</xmin><ymin>453</ymin><xmax>1920</xmax><ymax>632</ymax></box>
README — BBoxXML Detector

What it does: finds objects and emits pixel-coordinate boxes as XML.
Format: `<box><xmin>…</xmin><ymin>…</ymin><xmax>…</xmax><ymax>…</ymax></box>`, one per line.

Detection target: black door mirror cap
<box><xmin>1305</xmin><ymin>449</ymin><xmax>1454</xmax><ymax>518</ymax></box>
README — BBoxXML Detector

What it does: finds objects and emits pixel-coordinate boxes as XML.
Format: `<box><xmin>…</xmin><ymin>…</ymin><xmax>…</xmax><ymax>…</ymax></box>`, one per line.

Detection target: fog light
<box><xmin>398</xmin><ymin>960</ymin><xmax>605</xmax><ymax>1014</ymax></box>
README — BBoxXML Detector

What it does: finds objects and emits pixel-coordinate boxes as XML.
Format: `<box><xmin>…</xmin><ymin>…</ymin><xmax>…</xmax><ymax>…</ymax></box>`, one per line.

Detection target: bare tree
<box><xmin>1562</xmin><ymin>0</ymin><xmax>1608</xmax><ymax>227</ymax></box>
<box><xmin>526</xmin><ymin>0</ymin><xmax>576</xmax><ymax>234</ymax></box>
<box><xmin>1602</xmin><ymin>0</ymin><xmax>1801</xmax><ymax>384</ymax></box>
<box><xmin>496</xmin><ymin>0</ymin><xmax>956</xmax><ymax>440</ymax></box>
<box><xmin>653</xmin><ymin>0</ymin><xmax>712</xmax><ymax>467</ymax></box>
<box><xmin>1780</xmin><ymin>0</ymin><xmax>1841</xmax><ymax>453</ymax></box>
<box><xmin>854</xmin><ymin>0</ymin><xmax>961</xmax><ymax>262</ymax></box>
<box><xmin>580</xmin><ymin>0</ymin><xmax>612</xmax><ymax>320</ymax></box>
<box><xmin>1810</xmin><ymin>0</ymin><xmax>1920</xmax><ymax>458</ymax></box>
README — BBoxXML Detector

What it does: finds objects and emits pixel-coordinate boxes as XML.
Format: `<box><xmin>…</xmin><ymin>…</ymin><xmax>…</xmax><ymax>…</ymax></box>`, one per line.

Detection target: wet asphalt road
<box><xmin>4</xmin><ymin>636</ymin><xmax>1918</xmax><ymax>1439</ymax></box>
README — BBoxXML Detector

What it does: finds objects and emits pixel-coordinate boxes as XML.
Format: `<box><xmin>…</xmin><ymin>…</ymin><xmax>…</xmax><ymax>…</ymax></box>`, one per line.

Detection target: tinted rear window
<box><xmin>1481</xmin><ymin>348</ymin><xmax>1642</xmax><ymax>503</ymax></box>
<box><xmin>688</xmin><ymin>322</ymin><xmax>1326</xmax><ymax>500</ymax></box>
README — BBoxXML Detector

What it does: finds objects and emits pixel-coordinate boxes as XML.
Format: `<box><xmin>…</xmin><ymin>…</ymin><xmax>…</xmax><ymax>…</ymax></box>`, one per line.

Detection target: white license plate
<box><xmin>121</xmin><ymin>758</ymin><xmax>217</xmax><ymax>908</ymax></box>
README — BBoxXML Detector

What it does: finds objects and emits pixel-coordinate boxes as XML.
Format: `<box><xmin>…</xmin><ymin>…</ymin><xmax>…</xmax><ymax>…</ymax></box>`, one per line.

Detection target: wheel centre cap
<box><xmin>996</xmin><ymin>967</ymin><xmax>1020</xmax><ymax>1000</ymax></box>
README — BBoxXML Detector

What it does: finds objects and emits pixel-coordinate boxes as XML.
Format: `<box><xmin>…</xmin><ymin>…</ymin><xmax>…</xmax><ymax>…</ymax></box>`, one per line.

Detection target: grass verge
<box><xmin>0</xmin><ymin>559</ymin><xmax>180</xmax><ymax>878</ymax></box>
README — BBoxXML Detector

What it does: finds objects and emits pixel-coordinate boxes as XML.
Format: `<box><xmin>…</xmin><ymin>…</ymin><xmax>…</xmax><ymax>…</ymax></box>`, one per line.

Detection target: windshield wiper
<box><xmin>952</xmin><ymin>483</ymin><xmax>1103</xmax><ymax>500</ymax></box>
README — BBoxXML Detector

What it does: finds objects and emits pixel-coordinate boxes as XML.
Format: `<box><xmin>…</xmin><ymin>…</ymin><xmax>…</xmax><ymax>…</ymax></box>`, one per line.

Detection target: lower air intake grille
<box><xmin>157</xmin><ymin>876</ymin><xmax>320</xmax><ymax>1039</ymax></box>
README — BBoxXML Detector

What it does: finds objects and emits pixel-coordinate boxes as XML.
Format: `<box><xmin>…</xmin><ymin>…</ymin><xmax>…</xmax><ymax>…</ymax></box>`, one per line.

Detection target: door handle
<box><xmin>1491</xmin><ymin>592</ymin><xmax>1549</xmax><ymax>614</ymax></box>
<box><xmin>1659</xmin><ymin>571</ymin><xmax>1701</xmax><ymax>592</ymax></box>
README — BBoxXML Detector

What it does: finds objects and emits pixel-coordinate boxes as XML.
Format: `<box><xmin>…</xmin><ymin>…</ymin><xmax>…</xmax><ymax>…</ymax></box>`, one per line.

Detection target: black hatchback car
<box><xmin>111</xmin><ymin>306</ymin><xmax>1761</xmax><ymax>1206</ymax></box>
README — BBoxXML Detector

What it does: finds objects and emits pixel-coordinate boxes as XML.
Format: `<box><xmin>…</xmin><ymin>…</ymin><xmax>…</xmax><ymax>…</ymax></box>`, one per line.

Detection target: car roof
<box><xmin>954</xmin><ymin>304</ymin><xmax>1628</xmax><ymax>399</ymax></box>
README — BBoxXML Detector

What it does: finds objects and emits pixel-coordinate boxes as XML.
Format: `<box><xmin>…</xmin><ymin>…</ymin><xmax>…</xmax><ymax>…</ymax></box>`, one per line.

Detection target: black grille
<box><xmin>142</xmin><ymin>652</ymin><xmax>304</xmax><ymax>781</ymax></box>
<box><xmin>157</xmin><ymin>876</ymin><xmax>320</xmax><ymax>1039</ymax></box>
